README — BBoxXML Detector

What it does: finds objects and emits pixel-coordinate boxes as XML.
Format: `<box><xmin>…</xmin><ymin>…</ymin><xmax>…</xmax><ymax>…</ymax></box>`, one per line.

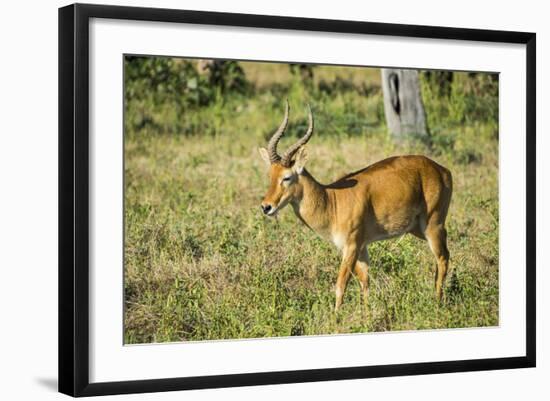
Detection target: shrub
<box><xmin>124</xmin><ymin>56</ymin><xmax>248</xmax><ymax>133</ymax></box>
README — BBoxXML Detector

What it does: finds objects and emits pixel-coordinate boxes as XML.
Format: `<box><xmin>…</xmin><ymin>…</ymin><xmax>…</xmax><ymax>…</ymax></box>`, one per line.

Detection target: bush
<box><xmin>420</xmin><ymin>71</ymin><xmax>499</xmax><ymax>163</ymax></box>
<box><xmin>420</xmin><ymin>71</ymin><xmax>498</xmax><ymax>130</ymax></box>
<box><xmin>125</xmin><ymin>57</ymin><xmax>208</xmax><ymax>107</ymax></box>
<box><xmin>124</xmin><ymin>56</ymin><xmax>248</xmax><ymax>133</ymax></box>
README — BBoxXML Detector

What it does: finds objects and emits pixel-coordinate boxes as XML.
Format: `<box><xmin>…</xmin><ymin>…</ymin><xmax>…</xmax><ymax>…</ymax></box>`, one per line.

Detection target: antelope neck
<box><xmin>291</xmin><ymin>169</ymin><xmax>333</xmax><ymax>234</ymax></box>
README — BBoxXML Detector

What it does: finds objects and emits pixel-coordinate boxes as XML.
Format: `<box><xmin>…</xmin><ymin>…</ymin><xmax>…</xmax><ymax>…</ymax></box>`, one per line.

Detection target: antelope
<box><xmin>259</xmin><ymin>101</ymin><xmax>453</xmax><ymax>311</ymax></box>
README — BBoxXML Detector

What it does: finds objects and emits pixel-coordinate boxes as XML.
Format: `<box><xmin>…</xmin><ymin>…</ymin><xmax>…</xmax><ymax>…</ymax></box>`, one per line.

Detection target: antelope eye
<box><xmin>282</xmin><ymin>176</ymin><xmax>292</xmax><ymax>182</ymax></box>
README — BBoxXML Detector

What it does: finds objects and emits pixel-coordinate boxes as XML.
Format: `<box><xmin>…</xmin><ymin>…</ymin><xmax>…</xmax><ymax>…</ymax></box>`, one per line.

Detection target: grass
<box><xmin>124</xmin><ymin>61</ymin><xmax>499</xmax><ymax>344</ymax></box>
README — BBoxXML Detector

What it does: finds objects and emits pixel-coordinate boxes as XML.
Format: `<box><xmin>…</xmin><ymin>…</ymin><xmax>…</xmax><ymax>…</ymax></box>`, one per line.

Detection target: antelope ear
<box><xmin>292</xmin><ymin>146</ymin><xmax>308</xmax><ymax>174</ymax></box>
<box><xmin>258</xmin><ymin>147</ymin><xmax>271</xmax><ymax>166</ymax></box>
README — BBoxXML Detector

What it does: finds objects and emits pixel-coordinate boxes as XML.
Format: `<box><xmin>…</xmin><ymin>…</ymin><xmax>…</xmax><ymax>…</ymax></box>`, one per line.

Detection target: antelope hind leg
<box><xmin>425</xmin><ymin>224</ymin><xmax>450</xmax><ymax>301</ymax></box>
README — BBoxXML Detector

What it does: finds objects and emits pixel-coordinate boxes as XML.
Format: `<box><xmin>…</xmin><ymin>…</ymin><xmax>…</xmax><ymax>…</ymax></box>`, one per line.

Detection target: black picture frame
<box><xmin>59</xmin><ymin>3</ymin><xmax>536</xmax><ymax>397</ymax></box>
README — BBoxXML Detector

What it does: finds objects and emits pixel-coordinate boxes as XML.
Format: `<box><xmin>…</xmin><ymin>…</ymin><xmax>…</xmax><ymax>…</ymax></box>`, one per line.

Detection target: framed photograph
<box><xmin>58</xmin><ymin>3</ymin><xmax>536</xmax><ymax>397</ymax></box>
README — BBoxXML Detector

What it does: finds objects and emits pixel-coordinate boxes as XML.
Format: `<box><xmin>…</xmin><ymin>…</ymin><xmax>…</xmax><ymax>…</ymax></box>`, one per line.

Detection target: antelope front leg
<box><xmin>334</xmin><ymin>245</ymin><xmax>359</xmax><ymax>312</ymax></box>
<box><xmin>354</xmin><ymin>247</ymin><xmax>370</xmax><ymax>307</ymax></box>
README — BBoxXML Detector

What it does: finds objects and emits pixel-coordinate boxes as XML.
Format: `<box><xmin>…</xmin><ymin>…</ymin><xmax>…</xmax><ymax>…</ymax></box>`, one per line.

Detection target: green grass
<box><xmin>124</xmin><ymin>62</ymin><xmax>499</xmax><ymax>344</ymax></box>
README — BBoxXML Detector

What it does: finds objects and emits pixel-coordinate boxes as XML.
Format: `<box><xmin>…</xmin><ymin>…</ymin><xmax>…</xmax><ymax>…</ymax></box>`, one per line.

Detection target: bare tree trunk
<box><xmin>381</xmin><ymin>69</ymin><xmax>428</xmax><ymax>139</ymax></box>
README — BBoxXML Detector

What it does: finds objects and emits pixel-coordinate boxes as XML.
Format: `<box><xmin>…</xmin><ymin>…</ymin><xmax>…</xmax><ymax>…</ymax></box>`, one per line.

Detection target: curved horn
<box><xmin>281</xmin><ymin>104</ymin><xmax>314</xmax><ymax>166</ymax></box>
<box><xmin>267</xmin><ymin>100</ymin><xmax>290</xmax><ymax>163</ymax></box>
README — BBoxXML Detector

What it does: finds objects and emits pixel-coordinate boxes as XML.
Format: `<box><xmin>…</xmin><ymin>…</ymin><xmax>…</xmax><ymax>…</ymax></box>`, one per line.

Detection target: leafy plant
<box><xmin>124</xmin><ymin>56</ymin><xmax>248</xmax><ymax>134</ymax></box>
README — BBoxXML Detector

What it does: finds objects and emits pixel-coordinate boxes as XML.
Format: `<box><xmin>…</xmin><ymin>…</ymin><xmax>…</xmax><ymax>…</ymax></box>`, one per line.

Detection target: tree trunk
<box><xmin>381</xmin><ymin>69</ymin><xmax>428</xmax><ymax>139</ymax></box>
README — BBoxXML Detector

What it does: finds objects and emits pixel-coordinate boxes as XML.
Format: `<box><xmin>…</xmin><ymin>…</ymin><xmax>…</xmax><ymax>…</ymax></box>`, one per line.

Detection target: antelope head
<box><xmin>258</xmin><ymin>101</ymin><xmax>314</xmax><ymax>217</ymax></box>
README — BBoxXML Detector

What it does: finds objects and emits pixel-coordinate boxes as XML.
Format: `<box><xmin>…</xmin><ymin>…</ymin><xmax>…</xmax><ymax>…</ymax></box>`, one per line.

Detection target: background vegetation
<box><xmin>124</xmin><ymin>57</ymin><xmax>499</xmax><ymax>344</ymax></box>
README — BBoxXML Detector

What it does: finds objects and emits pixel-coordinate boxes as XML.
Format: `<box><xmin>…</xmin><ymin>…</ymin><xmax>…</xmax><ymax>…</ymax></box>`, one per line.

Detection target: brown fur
<box><xmin>260</xmin><ymin>150</ymin><xmax>452</xmax><ymax>311</ymax></box>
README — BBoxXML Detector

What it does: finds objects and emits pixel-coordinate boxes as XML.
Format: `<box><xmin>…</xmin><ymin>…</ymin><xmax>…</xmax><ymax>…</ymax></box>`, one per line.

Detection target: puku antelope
<box><xmin>259</xmin><ymin>101</ymin><xmax>453</xmax><ymax>311</ymax></box>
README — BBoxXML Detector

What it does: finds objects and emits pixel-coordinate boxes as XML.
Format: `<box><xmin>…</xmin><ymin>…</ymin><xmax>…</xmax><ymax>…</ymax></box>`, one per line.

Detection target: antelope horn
<box><xmin>281</xmin><ymin>104</ymin><xmax>314</xmax><ymax>166</ymax></box>
<box><xmin>267</xmin><ymin>100</ymin><xmax>290</xmax><ymax>163</ymax></box>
